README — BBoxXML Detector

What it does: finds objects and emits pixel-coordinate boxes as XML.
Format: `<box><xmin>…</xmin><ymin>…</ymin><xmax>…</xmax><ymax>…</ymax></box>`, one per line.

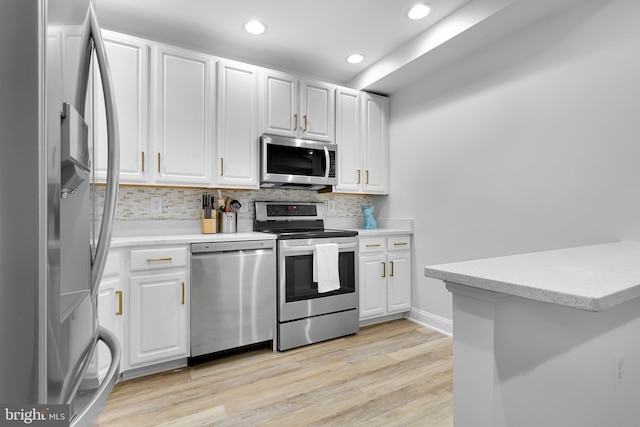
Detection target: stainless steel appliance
<box><xmin>254</xmin><ymin>202</ymin><xmax>359</xmax><ymax>351</ymax></box>
<box><xmin>260</xmin><ymin>134</ymin><xmax>337</xmax><ymax>190</ymax></box>
<box><xmin>1</xmin><ymin>1</ymin><xmax>120</xmax><ymax>425</ymax></box>
<box><xmin>189</xmin><ymin>240</ymin><xmax>276</xmax><ymax>361</ymax></box>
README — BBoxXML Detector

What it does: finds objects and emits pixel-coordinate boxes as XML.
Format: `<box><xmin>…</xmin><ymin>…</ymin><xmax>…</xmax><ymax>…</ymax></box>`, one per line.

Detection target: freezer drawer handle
<box><xmin>147</xmin><ymin>257</ymin><xmax>172</xmax><ymax>263</ymax></box>
<box><xmin>116</xmin><ymin>290</ymin><xmax>123</xmax><ymax>315</ymax></box>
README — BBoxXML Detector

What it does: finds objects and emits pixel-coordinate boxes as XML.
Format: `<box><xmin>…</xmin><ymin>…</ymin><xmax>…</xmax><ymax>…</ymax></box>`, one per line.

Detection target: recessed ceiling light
<box><xmin>244</xmin><ymin>20</ymin><xmax>266</xmax><ymax>35</ymax></box>
<box><xmin>407</xmin><ymin>4</ymin><xmax>432</xmax><ymax>20</ymax></box>
<box><xmin>346</xmin><ymin>53</ymin><xmax>364</xmax><ymax>64</ymax></box>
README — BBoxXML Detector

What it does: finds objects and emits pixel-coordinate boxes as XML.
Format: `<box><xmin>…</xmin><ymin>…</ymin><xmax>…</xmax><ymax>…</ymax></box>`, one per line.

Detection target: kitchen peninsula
<box><xmin>424</xmin><ymin>241</ymin><xmax>640</xmax><ymax>427</ymax></box>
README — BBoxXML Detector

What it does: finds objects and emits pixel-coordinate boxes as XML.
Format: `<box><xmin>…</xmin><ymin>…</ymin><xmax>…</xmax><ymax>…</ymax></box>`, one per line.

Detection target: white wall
<box><xmin>380</xmin><ymin>0</ymin><xmax>640</xmax><ymax>330</ymax></box>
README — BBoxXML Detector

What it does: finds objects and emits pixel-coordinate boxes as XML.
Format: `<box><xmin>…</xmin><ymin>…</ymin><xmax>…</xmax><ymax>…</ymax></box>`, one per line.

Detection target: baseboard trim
<box><xmin>119</xmin><ymin>358</ymin><xmax>188</xmax><ymax>382</ymax></box>
<box><xmin>406</xmin><ymin>308</ymin><xmax>453</xmax><ymax>336</ymax></box>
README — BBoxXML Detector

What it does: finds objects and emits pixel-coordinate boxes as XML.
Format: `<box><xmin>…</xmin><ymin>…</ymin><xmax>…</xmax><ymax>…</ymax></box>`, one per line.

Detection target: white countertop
<box><xmin>424</xmin><ymin>241</ymin><xmax>640</xmax><ymax>312</ymax></box>
<box><xmin>110</xmin><ymin>232</ymin><xmax>276</xmax><ymax>248</ymax></box>
<box><xmin>351</xmin><ymin>228</ymin><xmax>413</xmax><ymax>236</ymax></box>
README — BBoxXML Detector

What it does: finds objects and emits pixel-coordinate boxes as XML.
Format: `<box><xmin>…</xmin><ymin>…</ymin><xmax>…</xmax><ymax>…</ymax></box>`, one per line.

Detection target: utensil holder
<box><xmin>218</xmin><ymin>212</ymin><xmax>237</xmax><ymax>233</ymax></box>
<box><xmin>201</xmin><ymin>210</ymin><xmax>217</xmax><ymax>234</ymax></box>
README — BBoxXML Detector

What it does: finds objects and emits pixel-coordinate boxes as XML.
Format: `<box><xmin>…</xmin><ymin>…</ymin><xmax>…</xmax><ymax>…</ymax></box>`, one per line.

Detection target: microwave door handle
<box><xmin>323</xmin><ymin>146</ymin><xmax>330</xmax><ymax>180</ymax></box>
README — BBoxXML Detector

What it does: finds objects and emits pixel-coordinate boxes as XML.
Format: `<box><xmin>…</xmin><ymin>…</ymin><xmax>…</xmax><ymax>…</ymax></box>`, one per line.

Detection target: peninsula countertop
<box><xmin>424</xmin><ymin>241</ymin><xmax>640</xmax><ymax>312</ymax></box>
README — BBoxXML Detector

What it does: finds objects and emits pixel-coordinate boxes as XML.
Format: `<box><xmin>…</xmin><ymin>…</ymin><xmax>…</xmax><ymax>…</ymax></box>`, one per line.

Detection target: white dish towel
<box><xmin>313</xmin><ymin>243</ymin><xmax>340</xmax><ymax>293</ymax></box>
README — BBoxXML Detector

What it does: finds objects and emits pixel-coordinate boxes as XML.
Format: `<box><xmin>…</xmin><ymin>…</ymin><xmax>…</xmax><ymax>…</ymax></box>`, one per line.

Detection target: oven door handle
<box><xmin>281</xmin><ymin>242</ymin><xmax>357</xmax><ymax>252</ymax></box>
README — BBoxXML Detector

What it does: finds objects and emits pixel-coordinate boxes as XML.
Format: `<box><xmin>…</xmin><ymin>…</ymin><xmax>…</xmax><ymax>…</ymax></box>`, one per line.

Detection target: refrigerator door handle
<box><xmin>76</xmin><ymin>3</ymin><xmax>121</xmax><ymax>293</ymax></box>
<box><xmin>70</xmin><ymin>327</ymin><xmax>121</xmax><ymax>427</ymax></box>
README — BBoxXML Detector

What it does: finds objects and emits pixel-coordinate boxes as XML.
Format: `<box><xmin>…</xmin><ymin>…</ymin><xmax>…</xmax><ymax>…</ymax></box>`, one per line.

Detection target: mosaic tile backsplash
<box><xmin>94</xmin><ymin>186</ymin><xmax>373</xmax><ymax>222</ymax></box>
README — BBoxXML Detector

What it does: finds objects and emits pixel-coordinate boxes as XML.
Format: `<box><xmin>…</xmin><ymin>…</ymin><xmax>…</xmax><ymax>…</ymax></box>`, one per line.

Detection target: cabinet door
<box><xmin>152</xmin><ymin>45</ymin><xmax>213</xmax><ymax>186</ymax></box>
<box><xmin>94</xmin><ymin>31</ymin><xmax>148</xmax><ymax>183</ymax></box>
<box><xmin>97</xmin><ymin>275</ymin><xmax>126</xmax><ymax>378</ymax></box>
<box><xmin>129</xmin><ymin>271</ymin><xmax>188</xmax><ymax>367</ymax></box>
<box><xmin>301</xmin><ymin>81</ymin><xmax>334</xmax><ymax>141</ymax></box>
<box><xmin>263</xmin><ymin>71</ymin><xmax>298</xmax><ymax>137</ymax></box>
<box><xmin>216</xmin><ymin>60</ymin><xmax>259</xmax><ymax>188</ymax></box>
<box><xmin>387</xmin><ymin>252</ymin><xmax>411</xmax><ymax>313</ymax></box>
<box><xmin>335</xmin><ymin>88</ymin><xmax>362</xmax><ymax>192</ymax></box>
<box><xmin>359</xmin><ymin>254</ymin><xmax>387</xmax><ymax>320</ymax></box>
<box><xmin>362</xmin><ymin>93</ymin><xmax>389</xmax><ymax>194</ymax></box>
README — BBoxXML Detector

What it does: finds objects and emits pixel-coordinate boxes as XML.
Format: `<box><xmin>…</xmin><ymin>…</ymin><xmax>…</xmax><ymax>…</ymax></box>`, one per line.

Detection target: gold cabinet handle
<box><xmin>394</xmin><ymin>242</ymin><xmax>409</xmax><ymax>247</ymax></box>
<box><xmin>390</xmin><ymin>261</ymin><xmax>395</xmax><ymax>277</ymax></box>
<box><xmin>181</xmin><ymin>282</ymin><xmax>185</xmax><ymax>305</ymax></box>
<box><xmin>303</xmin><ymin>114</ymin><xmax>308</xmax><ymax>132</ymax></box>
<box><xmin>157</xmin><ymin>153</ymin><xmax>161</xmax><ymax>173</ymax></box>
<box><xmin>220</xmin><ymin>157</ymin><xmax>224</xmax><ymax>176</ymax></box>
<box><xmin>382</xmin><ymin>262</ymin><xmax>386</xmax><ymax>278</ymax></box>
<box><xmin>293</xmin><ymin>113</ymin><xmax>298</xmax><ymax>131</ymax></box>
<box><xmin>357</xmin><ymin>169</ymin><xmax>361</xmax><ymax>184</ymax></box>
<box><xmin>141</xmin><ymin>151</ymin><xmax>145</xmax><ymax>172</ymax></box>
<box><xmin>116</xmin><ymin>290</ymin><xmax>123</xmax><ymax>315</ymax></box>
<box><xmin>366</xmin><ymin>170</ymin><xmax>370</xmax><ymax>185</ymax></box>
<box><xmin>366</xmin><ymin>244</ymin><xmax>381</xmax><ymax>248</ymax></box>
<box><xmin>147</xmin><ymin>257</ymin><xmax>172</xmax><ymax>263</ymax></box>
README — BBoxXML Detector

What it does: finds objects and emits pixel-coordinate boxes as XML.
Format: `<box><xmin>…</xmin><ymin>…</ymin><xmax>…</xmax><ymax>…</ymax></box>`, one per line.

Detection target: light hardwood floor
<box><xmin>93</xmin><ymin>319</ymin><xmax>453</xmax><ymax>426</ymax></box>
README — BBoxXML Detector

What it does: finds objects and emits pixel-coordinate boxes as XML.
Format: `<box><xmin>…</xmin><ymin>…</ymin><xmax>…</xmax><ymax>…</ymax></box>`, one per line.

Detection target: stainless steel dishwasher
<box><xmin>190</xmin><ymin>239</ymin><xmax>276</xmax><ymax>361</ymax></box>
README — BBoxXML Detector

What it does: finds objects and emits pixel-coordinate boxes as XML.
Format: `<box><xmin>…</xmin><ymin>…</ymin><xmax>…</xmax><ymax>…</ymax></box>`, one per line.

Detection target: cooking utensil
<box><xmin>217</xmin><ymin>189</ymin><xmax>224</xmax><ymax>212</ymax></box>
<box><xmin>225</xmin><ymin>197</ymin><xmax>231</xmax><ymax>213</ymax></box>
<box><xmin>229</xmin><ymin>199</ymin><xmax>241</xmax><ymax>212</ymax></box>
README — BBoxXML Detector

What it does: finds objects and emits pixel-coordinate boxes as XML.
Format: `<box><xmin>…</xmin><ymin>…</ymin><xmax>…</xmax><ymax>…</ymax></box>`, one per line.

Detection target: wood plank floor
<box><xmin>93</xmin><ymin>319</ymin><xmax>453</xmax><ymax>426</ymax></box>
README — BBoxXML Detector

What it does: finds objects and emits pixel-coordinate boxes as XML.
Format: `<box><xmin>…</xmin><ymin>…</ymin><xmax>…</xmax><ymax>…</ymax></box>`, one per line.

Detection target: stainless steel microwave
<box><xmin>260</xmin><ymin>134</ymin><xmax>337</xmax><ymax>190</ymax></box>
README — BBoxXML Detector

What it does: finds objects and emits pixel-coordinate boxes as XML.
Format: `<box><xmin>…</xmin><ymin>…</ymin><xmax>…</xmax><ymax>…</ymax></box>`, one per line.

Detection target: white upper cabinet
<box><xmin>215</xmin><ymin>60</ymin><xmax>260</xmax><ymax>188</ymax></box>
<box><xmin>94</xmin><ymin>31</ymin><xmax>149</xmax><ymax>183</ymax></box>
<box><xmin>263</xmin><ymin>71</ymin><xmax>335</xmax><ymax>141</ymax></box>
<box><xmin>150</xmin><ymin>44</ymin><xmax>214</xmax><ymax>186</ymax></box>
<box><xmin>362</xmin><ymin>93</ymin><xmax>389</xmax><ymax>194</ymax></box>
<box><xmin>334</xmin><ymin>90</ymin><xmax>389</xmax><ymax>194</ymax></box>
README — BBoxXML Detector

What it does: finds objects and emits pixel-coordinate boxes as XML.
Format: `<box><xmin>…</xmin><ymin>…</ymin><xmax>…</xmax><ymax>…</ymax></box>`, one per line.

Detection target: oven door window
<box><xmin>284</xmin><ymin>252</ymin><xmax>355</xmax><ymax>302</ymax></box>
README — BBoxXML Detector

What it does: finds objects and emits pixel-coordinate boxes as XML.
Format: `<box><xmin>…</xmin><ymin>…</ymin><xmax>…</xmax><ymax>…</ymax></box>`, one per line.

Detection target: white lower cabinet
<box><xmin>358</xmin><ymin>235</ymin><xmax>411</xmax><ymax>322</ymax></box>
<box><xmin>97</xmin><ymin>245</ymin><xmax>190</xmax><ymax>377</ymax></box>
<box><xmin>97</xmin><ymin>250</ymin><xmax>126</xmax><ymax>379</ymax></box>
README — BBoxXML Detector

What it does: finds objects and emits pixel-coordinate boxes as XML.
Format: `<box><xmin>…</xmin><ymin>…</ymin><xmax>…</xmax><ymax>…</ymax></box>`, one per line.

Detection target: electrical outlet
<box><xmin>614</xmin><ymin>352</ymin><xmax>624</xmax><ymax>388</ymax></box>
<box><xmin>327</xmin><ymin>200</ymin><xmax>336</xmax><ymax>214</ymax></box>
<box><xmin>150</xmin><ymin>196</ymin><xmax>163</xmax><ymax>214</ymax></box>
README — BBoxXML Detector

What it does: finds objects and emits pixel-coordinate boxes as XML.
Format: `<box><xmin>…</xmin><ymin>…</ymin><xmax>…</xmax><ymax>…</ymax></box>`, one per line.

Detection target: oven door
<box><xmin>278</xmin><ymin>236</ymin><xmax>358</xmax><ymax>322</ymax></box>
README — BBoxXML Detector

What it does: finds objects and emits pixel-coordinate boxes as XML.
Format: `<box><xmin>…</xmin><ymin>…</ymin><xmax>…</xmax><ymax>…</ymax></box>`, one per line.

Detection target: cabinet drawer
<box><xmin>359</xmin><ymin>238</ymin><xmax>386</xmax><ymax>253</ymax></box>
<box><xmin>130</xmin><ymin>247</ymin><xmax>188</xmax><ymax>272</ymax></box>
<box><xmin>387</xmin><ymin>236</ymin><xmax>411</xmax><ymax>252</ymax></box>
<box><xmin>103</xmin><ymin>251</ymin><xmax>121</xmax><ymax>277</ymax></box>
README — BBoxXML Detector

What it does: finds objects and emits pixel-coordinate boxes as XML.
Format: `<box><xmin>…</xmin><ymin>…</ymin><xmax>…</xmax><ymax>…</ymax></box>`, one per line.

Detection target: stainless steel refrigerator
<box><xmin>0</xmin><ymin>0</ymin><xmax>121</xmax><ymax>425</ymax></box>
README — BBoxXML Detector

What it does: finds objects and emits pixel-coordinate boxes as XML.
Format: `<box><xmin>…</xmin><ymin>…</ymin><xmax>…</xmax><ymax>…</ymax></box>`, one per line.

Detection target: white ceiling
<box><xmin>93</xmin><ymin>0</ymin><xmax>592</xmax><ymax>95</ymax></box>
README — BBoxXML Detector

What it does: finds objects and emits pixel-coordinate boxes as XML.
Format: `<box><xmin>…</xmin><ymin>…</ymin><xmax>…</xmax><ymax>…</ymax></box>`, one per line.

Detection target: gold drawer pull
<box><xmin>382</xmin><ymin>262</ymin><xmax>386</xmax><ymax>278</ymax></box>
<box><xmin>116</xmin><ymin>291</ymin><xmax>123</xmax><ymax>315</ymax></box>
<box><xmin>157</xmin><ymin>153</ymin><xmax>161</xmax><ymax>173</ymax></box>
<box><xmin>366</xmin><ymin>244</ymin><xmax>381</xmax><ymax>248</ymax></box>
<box><xmin>147</xmin><ymin>257</ymin><xmax>172</xmax><ymax>263</ymax></box>
<box><xmin>141</xmin><ymin>151</ymin><xmax>145</xmax><ymax>172</ymax></box>
<box><xmin>390</xmin><ymin>261</ymin><xmax>395</xmax><ymax>277</ymax></box>
<box><xmin>366</xmin><ymin>170</ymin><xmax>370</xmax><ymax>185</ymax></box>
<box><xmin>357</xmin><ymin>169</ymin><xmax>361</xmax><ymax>184</ymax></box>
<box><xmin>393</xmin><ymin>242</ymin><xmax>409</xmax><ymax>246</ymax></box>
<box><xmin>303</xmin><ymin>114</ymin><xmax>308</xmax><ymax>132</ymax></box>
<box><xmin>181</xmin><ymin>282</ymin><xmax>185</xmax><ymax>305</ymax></box>
<box><xmin>293</xmin><ymin>113</ymin><xmax>298</xmax><ymax>131</ymax></box>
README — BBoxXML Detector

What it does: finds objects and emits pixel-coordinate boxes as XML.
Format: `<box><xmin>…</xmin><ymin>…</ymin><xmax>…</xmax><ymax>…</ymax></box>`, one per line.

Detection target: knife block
<box><xmin>201</xmin><ymin>210</ymin><xmax>217</xmax><ymax>234</ymax></box>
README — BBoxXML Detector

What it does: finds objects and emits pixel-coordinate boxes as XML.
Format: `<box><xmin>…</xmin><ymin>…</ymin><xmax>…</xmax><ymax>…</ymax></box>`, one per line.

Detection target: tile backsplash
<box><xmin>95</xmin><ymin>186</ymin><xmax>373</xmax><ymax>222</ymax></box>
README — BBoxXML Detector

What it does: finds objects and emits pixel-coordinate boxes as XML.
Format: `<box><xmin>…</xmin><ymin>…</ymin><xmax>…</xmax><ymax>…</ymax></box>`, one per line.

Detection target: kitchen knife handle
<box><xmin>116</xmin><ymin>291</ymin><xmax>123</xmax><ymax>315</ymax></box>
<box><xmin>147</xmin><ymin>257</ymin><xmax>172</xmax><ymax>263</ymax></box>
<box><xmin>293</xmin><ymin>113</ymin><xmax>298</xmax><ymax>131</ymax></box>
<box><xmin>390</xmin><ymin>261</ymin><xmax>395</xmax><ymax>277</ymax></box>
<box><xmin>382</xmin><ymin>262</ymin><xmax>386</xmax><ymax>278</ymax></box>
<box><xmin>181</xmin><ymin>282</ymin><xmax>185</xmax><ymax>305</ymax></box>
<box><xmin>303</xmin><ymin>114</ymin><xmax>308</xmax><ymax>132</ymax></box>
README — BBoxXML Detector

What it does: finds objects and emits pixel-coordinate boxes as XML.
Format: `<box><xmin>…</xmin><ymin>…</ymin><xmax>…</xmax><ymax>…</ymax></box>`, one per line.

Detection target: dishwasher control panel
<box><xmin>191</xmin><ymin>239</ymin><xmax>275</xmax><ymax>254</ymax></box>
